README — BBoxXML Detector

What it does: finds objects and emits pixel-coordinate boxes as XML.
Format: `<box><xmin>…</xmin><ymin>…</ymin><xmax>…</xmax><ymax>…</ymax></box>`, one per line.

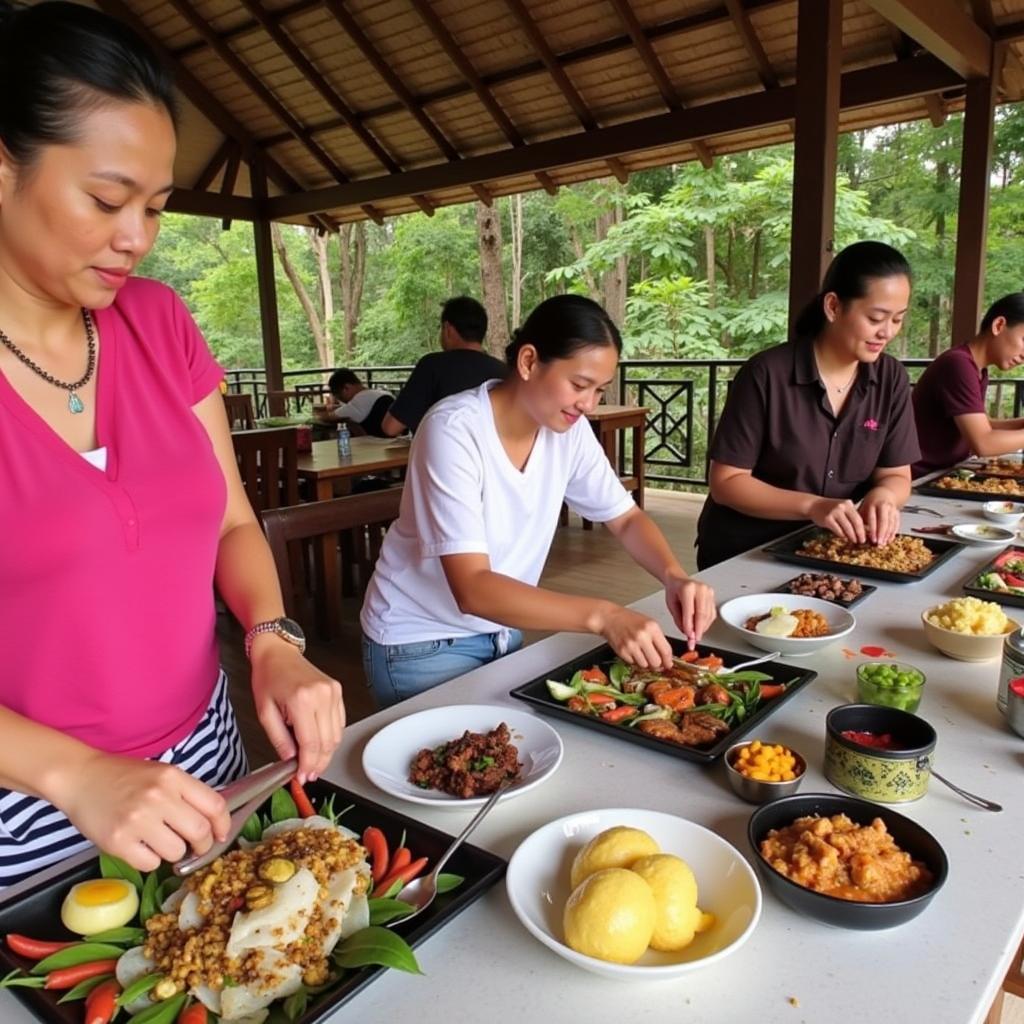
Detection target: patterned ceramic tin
<box><xmin>824</xmin><ymin>704</ymin><xmax>936</xmax><ymax>804</ymax></box>
<box><xmin>997</xmin><ymin>627</ymin><xmax>1024</xmax><ymax>716</ymax></box>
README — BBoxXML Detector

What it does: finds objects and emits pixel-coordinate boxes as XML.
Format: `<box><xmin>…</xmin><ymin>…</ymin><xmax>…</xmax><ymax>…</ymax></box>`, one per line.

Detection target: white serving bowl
<box><xmin>921</xmin><ymin>607</ymin><xmax>1020</xmax><ymax>662</ymax></box>
<box><xmin>982</xmin><ymin>500</ymin><xmax>1024</xmax><ymax>526</ymax></box>
<box><xmin>505</xmin><ymin>807</ymin><xmax>761</xmax><ymax>981</ymax></box>
<box><xmin>718</xmin><ymin>593</ymin><xmax>855</xmax><ymax>657</ymax></box>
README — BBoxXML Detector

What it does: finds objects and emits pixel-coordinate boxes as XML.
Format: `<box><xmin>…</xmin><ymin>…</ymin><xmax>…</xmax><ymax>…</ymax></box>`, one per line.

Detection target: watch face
<box><xmin>279</xmin><ymin>617</ymin><xmax>305</xmax><ymax>643</ymax></box>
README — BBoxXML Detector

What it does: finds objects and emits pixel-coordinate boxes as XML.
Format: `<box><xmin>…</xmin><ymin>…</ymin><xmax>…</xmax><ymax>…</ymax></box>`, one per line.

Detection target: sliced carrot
<box><xmin>693</xmin><ymin>655</ymin><xmax>724</xmax><ymax>669</ymax></box>
<box><xmin>654</xmin><ymin>686</ymin><xmax>695</xmax><ymax>710</ymax></box>
<box><xmin>389</xmin><ymin>847</ymin><xmax>412</xmax><ymax>874</ymax></box>
<box><xmin>585</xmin><ymin>692</ymin><xmax>617</xmax><ymax>707</ymax></box>
<box><xmin>759</xmin><ymin>684</ymin><xmax>786</xmax><ymax>699</ymax></box>
<box><xmin>580</xmin><ymin>667</ymin><xmax>609</xmax><ymax>684</ymax></box>
<box><xmin>377</xmin><ymin>856</ymin><xmax>429</xmax><ymax>895</ymax></box>
<box><xmin>600</xmin><ymin>705</ymin><xmax>638</xmax><ymax>723</ymax></box>
<box><xmin>567</xmin><ymin>696</ymin><xmax>588</xmax><ymax>713</ymax></box>
<box><xmin>678</xmin><ymin>651</ymin><xmax>699</xmax><ymax>663</ymax></box>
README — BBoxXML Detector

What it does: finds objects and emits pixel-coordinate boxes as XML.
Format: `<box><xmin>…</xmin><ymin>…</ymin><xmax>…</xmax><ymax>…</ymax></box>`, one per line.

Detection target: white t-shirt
<box><xmin>331</xmin><ymin>388</ymin><xmax>391</xmax><ymax>423</ymax></box>
<box><xmin>360</xmin><ymin>382</ymin><xmax>636</xmax><ymax>644</ymax></box>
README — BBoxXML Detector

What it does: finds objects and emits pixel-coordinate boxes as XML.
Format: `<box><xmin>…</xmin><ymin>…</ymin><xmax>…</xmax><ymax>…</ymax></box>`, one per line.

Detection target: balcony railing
<box><xmin>224</xmin><ymin>360</ymin><xmax>1024</xmax><ymax>489</ymax></box>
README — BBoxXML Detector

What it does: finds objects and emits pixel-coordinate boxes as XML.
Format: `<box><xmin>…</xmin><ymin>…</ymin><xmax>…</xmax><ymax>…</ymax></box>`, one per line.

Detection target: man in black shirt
<box><xmin>380</xmin><ymin>296</ymin><xmax>507</xmax><ymax>435</ymax></box>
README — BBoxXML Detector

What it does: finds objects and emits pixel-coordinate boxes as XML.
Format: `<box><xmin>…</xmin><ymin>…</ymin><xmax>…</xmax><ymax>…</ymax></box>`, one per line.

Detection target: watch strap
<box><xmin>244</xmin><ymin>618</ymin><xmax>306</xmax><ymax>659</ymax></box>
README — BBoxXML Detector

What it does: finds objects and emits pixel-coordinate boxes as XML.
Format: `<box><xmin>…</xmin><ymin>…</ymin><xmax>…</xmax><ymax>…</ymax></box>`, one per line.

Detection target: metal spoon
<box><xmin>388</xmin><ymin>781</ymin><xmax>509</xmax><ymax>927</ymax></box>
<box><xmin>719</xmin><ymin>651</ymin><xmax>782</xmax><ymax>674</ymax></box>
<box><xmin>931</xmin><ymin>769</ymin><xmax>1002</xmax><ymax>812</ymax></box>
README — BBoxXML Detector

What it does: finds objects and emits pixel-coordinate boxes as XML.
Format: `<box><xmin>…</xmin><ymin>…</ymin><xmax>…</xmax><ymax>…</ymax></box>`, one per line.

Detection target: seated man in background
<box><xmin>318</xmin><ymin>369</ymin><xmax>394</xmax><ymax>437</ymax></box>
<box><xmin>380</xmin><ymin>296</ymin><xmax>507</xmax><ymax>436</ymax></box>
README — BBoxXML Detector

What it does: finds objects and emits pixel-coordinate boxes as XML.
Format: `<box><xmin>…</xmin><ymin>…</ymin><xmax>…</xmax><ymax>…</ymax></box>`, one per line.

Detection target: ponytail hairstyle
<box><xmin>0</xmin><ymin>0</ymin><xmax>176</xmax><ymax>170</ymax></box>
<box><xmin>792</xmin><ymin>241</ymin><xmax>912</xmax><ymax>340</ymax></box>
<box><xmin>980</xmin><ymin>292</ymin><xmax>1024</xmax><ymax>333</ymax></box>
<box><xmin>505</xmin><ymin>294</ymin><xmax>622</xmax><ymax>367</ymax></box>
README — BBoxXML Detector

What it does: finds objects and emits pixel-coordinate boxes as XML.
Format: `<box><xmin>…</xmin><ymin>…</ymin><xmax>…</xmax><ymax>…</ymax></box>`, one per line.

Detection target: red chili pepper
<box><xmin>362</xmin><ymin>827</ymin><xmax>390</xmax><ymax>884</ymax></box>
<box><xmin>227</xmin><ymin>896</ymin><xmax>245</xmax><ymax>913</ymax></box>
<box><xmin>44</xmin><ymin>959</ymin><xmax>119</xmax><ymax>991</ymax></box>
<box><xmin>4</xmin><ymin>935</ymin><xmax>77</xmax><ymax>960</ymax></box>
<box><xmin>389</xmin><ymin>847</ymin><xmax>412</xmax><ymax>874</ymax></box>
<box><xmin>600</xmin><ymin>705</ymin><xmax>638</xmax><ymax>723</ymax></box>
<box><xmin>1003</xmin><ymin>573</ymin><xmax>1024</xmax><ymax>588</ymax></box>
<box><xmin>289</xmin><ymin>778</ymin><xmax>317</xmax><ymax>819</ymax></box>
<box><xmin>177</xmin><ymin>1003</ymin><xmax>209</xmax><ymax>1024</ymax></box>
<box><xmin>376</xmin><ymin>856</ymin><xmax>428</xmax><ymax>895</ymax></box>
<box><xmin>84</xmin><ymin>978</ymin><xmax>121</xmax><ymax>1024</ymax></box>
<box><xmin>758</xmin><ymin>684</ymin><xmax>786</xmax><ymax>699</ymax></box>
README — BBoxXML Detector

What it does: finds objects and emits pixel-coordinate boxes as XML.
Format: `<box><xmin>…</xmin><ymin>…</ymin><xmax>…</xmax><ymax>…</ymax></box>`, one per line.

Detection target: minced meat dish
<box><xmin>409</xmin><ymin>723</ymin><xmax>522</xmax><ymax>798</ymax></box>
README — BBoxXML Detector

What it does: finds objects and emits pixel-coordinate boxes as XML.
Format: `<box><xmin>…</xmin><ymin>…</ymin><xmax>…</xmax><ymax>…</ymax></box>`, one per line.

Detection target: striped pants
<box><xmin>0</xmin><ymin>670</ymin><xmax>248</xmax><ymax>889</ymax></box>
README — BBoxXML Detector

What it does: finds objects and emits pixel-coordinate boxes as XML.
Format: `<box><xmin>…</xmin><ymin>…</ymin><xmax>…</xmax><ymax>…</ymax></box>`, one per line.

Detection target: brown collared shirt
<box><xmin>696</xmin><ymin>339</ymin><xmax>921</xmax><ymax>568</ymax></box>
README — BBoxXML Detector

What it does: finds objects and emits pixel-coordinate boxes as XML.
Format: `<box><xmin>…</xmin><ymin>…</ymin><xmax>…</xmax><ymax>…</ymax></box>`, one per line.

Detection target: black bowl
<box><xmin>747</xmin><ymin>792</ymin><xmax>948</xmax><ymax>930</ymax></box>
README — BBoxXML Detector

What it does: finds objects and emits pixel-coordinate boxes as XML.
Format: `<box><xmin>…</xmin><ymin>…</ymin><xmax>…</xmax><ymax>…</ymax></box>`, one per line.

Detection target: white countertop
<box><xmin>4</xmin><ymin>492</ymin><xmax>1023</xmax><ymax>1024</ymax></box>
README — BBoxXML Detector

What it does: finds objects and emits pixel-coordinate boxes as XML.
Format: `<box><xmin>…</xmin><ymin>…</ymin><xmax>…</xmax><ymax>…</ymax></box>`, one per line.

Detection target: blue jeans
<box><xmin>362</xmin><ymin>629</ymin><xmax>524</xmax><ymax>708</ymax></box>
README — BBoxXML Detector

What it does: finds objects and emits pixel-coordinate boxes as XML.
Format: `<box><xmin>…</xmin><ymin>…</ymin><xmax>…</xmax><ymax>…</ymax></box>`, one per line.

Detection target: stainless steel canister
<box><xmin>998</xmin><ymin>627</ymin><xmax>1024</xmax><ymax>715</ymax></box>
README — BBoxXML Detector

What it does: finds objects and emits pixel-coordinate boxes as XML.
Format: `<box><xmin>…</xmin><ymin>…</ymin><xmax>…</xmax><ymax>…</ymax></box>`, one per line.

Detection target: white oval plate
<box><xmin>950</xmin><ymin>523</ymin><xmax>1017</xmax><ymax>546</ymax></box>
<box><xmin>718</xmin><ymin>593</ymin><xmax>855</xmax><ymax>657</ymax></box>
<box><xmin>362</xmin><ymin>704</ymin><xmax>563</xmax><ymax>807</ymax></box>
<box><xmin>506</xmin><ymin>807</ymin><xmax>761</xmax><ymax>981</ymax></box>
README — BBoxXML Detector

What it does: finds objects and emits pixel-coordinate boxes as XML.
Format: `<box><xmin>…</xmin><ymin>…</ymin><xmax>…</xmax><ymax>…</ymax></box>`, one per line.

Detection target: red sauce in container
<box><xmin>1009</xmin><ymin>677</ymin><xmax>1024</xmax><ymax>699</ymax></box>
<box><xmin>840</xmin><ymin>729</ymin><xmax>902</xmax><ymax>751</ymax></box>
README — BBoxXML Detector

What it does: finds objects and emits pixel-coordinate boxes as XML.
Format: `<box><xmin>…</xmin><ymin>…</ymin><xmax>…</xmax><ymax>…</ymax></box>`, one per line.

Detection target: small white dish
<box><xmin>982</xmin><ymin>501</ymin><xmax>1024</xmax><ymax>526</ymax></box>
<box><xmin>362</xmin><ymin>704</ymin><xmax>562</xmax><ymax>807</ymax></box>
<box><xmin>718</xmin><ymin>593</ymin><xmax>855</xmax><ymax>657</ymax></box>
<box><xmin>950</xmin><ymin>523</ymin><xmax>1017</xmax><ymax>546</ymax></box>
<box><xmin>505</xmin><ymin>807</ymin><xmax>761</xmax><ymax>980</ymax></box>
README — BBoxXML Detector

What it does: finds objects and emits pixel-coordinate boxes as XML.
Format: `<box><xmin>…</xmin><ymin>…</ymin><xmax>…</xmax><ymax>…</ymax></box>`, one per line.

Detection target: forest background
<box><xmin>140</xmin><ymin>108</ymin><xmax>1024</xmax><ymax>376</ymax></box>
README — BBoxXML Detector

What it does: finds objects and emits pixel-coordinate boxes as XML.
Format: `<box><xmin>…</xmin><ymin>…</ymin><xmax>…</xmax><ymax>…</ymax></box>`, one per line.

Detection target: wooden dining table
<box><xmin>297</xmin><ymin>436</ymin><xmax>410</xmax><ymax>500</ymax></box>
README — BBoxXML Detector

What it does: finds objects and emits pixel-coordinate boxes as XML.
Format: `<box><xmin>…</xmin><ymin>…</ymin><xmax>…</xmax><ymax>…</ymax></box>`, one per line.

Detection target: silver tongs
<box><xmin>173</xmin><ymin>757</ymin><xmax>299</xmax><ymax>878</ymax></box>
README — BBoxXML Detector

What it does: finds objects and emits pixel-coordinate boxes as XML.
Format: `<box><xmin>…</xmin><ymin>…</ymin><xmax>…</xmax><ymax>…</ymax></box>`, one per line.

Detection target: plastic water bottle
<box><xmin>336</xmin><ymin>422</ymin><xmax>351</xmax><ymax>459</ymax></box>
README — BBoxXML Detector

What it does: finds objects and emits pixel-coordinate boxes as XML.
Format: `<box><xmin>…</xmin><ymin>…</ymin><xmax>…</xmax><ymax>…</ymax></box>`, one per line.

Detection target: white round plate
<box><xmin>505</xmin><ymin>807</ymin><xmax>761</xmax><ymax>981</ymax></box>
<box><xmin>950</xmin><ymin>523</ymin><xmax>1017</xmax><ymax>546</ymax></box>
<box><xmin>718</xmin><ymin>592</ymin><xmax>855</xmax><ymax>657</ymax></box>
<box><xmin>362</xmin><ymin>704</ymin><xmax>563</xmax><ymax>807</ymax></box>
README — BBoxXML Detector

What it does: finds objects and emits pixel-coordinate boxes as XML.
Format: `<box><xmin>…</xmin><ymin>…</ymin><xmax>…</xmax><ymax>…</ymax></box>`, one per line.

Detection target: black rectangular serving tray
<box><xmin>0</xmin><ymin>779</ymin><xmax>506</xmax><ymax>1024</ymax></box>
<box><xmin>762</xmin><ymin>524</ymin><xmax>964</xmax><ymax>583</ymax></box>
<box><xmin>770</xmin><ymin>573</ymin><xmax>877</xmax><ymax>609</ymax></box>
<box><xmin>509</xmin><ymin>636</ymin><xmax>817</xmax><ymax>765</ymax></box>
<box><xmin>915</xmin><ymin>473</ymin><xmax>1024</xmax><ymax>502</ymax></box>
<box><xmin>962</xmin><ymin>544</ymin><xmax>1024</xmax><ymax>609</ymax></box>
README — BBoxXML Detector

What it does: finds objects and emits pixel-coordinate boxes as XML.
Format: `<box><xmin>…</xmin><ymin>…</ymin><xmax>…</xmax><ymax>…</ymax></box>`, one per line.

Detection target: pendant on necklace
<box><xmin>68</xmin><ymin>391</ymin><xmax>84</xmax><ymax>414</ymax></box>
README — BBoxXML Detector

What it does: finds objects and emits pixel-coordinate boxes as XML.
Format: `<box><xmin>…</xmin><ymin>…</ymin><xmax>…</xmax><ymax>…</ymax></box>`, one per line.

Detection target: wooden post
<box><xmin>787</xmin><ymin>0</ymin><xmax>842</xmax><ymax>337</ymax></box>
<box><xmin>951</xmin><ymin>50</ymin><xmax>1000</xmax><ymax>346</ymax></box>
<box><xmin>251</xmin><ymin>157</ymin><xmax>284</xmax><ymax>393</ymax></box>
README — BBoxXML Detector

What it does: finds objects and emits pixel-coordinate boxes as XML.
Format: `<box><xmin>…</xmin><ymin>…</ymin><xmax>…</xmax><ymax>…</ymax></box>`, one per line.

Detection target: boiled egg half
<box><xmin>60</xmin><ymin>878</ymin><xmax>139</xmax><ymax>936</ymax></box>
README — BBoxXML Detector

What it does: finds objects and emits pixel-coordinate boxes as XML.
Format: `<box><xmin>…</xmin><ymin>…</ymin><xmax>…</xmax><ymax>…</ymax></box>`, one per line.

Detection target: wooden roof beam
<box><xmin>607</xmin><ymin>0</ymin><xmax>713</xmax><ymax>169</ymax></box>
<box><xmin>193</xmin><ymin>138</ymin><xmax>233</xmax><ymax>192</ymax></box>
<box><xmin>866</xmin><ymin>0</ymin><xmax>992</xmax><ymax>79</ymax></box>
<box><xmin>724</xmin><ymin>0</ymin><xmax>779</xmax><ymax>89</ymax></box>
<box><xmin>884</xmin><ymin>22</ymin><xmax>946</xmax><ymax>125</ymax></box>
<box><xmin>265</xmin><ymin>53</ymin><xmax>961</xmax><ymax>219</ymax></box>
<box><xmin>220</xmin><ymin>143</ymin><xmax>242</xmax><ymax>230</ymax></box>
<box><xmin>503</xmin><ymin>0</ymin><xmax>629</xmax><ymax>182</ymax></box>
<box><xmin>93</xmin><ymin>0</ymin><xmax>336</xmax><ymax>233</ymax></box>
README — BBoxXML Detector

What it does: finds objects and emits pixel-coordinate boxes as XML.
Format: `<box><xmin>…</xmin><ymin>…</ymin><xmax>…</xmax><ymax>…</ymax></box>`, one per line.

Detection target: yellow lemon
<box><xmin>629</xmin><ymin>854</ymin><xmax>715</xmax><ymax>952</ymax></box>
<box><xmin>563</xmin><ymin>868</ymin><xmax>656</xmax><ymax>964</ymax></box>
<box><xmin>569</xmin><ymin>826</ymin><xmax>661</xmax><ymax>889</ymax></box>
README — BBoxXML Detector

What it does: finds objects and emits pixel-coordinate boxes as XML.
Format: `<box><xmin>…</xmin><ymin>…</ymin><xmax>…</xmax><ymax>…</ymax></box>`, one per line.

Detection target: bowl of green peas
<box><xmin>856</xmin><ymin>661</ymin><xmax>926</xmax><ymax>713</ymax></box>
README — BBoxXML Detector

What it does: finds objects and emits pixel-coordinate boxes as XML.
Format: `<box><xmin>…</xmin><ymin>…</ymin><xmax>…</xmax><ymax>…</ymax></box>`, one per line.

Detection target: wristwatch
<box><xmin>244</xmin><ymin>617</ymin><xmax>306</xmax><ymax>660</ymax></box>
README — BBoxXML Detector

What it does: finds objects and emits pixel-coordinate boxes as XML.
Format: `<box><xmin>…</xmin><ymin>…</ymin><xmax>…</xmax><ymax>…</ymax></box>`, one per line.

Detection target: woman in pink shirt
<box><xmin>0</xmin><ymin>1</ymin><xmax>343</xmax><ymax>886</ymax></box>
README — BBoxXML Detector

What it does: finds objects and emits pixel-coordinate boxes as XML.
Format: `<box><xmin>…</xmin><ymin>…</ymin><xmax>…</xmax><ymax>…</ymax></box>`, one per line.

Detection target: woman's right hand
<box><xmin>59</xmin><ymin>755</ymin><xmax>231</xmax><ymax>872</ymax></box>
<box><xmin>594</xmin><ymin>604</ymin><xmax>674</xmax><ymax>670</ymax></box>
<box><xmin>809</xmin><ymin>496</ymin><xmax>868</xmax><ymax>545</ymax></box>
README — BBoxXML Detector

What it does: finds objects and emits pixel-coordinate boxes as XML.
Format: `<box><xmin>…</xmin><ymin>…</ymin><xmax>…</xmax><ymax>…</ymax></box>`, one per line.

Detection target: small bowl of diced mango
<box><xmin>725</xmin><ymin>740</ymin><xmax>806</xmax><ymax>804</ymax></box>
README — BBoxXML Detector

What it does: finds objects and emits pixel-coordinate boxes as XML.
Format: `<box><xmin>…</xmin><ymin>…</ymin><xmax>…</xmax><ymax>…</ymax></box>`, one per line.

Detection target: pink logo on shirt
<box><xmin>863</xmin><ymin>418</ymin><xmax>879</xmax><ymax>431</ymax></box>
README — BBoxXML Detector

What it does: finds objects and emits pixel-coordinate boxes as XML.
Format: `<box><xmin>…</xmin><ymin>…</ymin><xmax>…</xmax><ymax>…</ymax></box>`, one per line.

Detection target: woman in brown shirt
<box><xmin>697</xmin><ymin>242</ymin><xmax>921</xmax><ymax>568</ymax></box>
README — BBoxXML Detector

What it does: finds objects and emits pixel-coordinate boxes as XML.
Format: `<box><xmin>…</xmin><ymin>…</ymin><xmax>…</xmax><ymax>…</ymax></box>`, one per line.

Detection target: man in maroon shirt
<box><xmin>912</xmin><ymin>293</ymin><xmax>1024</xmax><ymax>477</ymax></box>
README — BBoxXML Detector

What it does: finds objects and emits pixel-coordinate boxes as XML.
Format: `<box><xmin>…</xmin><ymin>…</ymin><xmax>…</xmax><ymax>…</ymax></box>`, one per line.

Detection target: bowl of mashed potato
<box><xmin>922</xmin><ymin>597</ymin><xmax>1019</xmax><ymax>662</ymax></box>
<box><xmin>719</xmin><ymin>594</ymin><xmax>855</xmax><ymax>656</ymax></box>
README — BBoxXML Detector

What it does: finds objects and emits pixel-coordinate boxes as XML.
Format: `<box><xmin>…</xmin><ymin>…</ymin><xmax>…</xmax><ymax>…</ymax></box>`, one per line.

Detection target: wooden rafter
<box><xmin>885</xmin><ymin>23</ymin><xmax>946</xmax><ymax>125</ymax></box>
<box><xmin>320</xmin><ymin>0</ymin><xmax>492</xmax><ymax>207</ymax></box>
<box><xmin>220</xmin><ymin>143</ymin><xmax>242</xmax><ymax>230</ymax></box>
<box><xmin>256</xmin><ymin>1</ymin><xmax>790</xmax><ymax>148</ymax></box>
<box><xmin>607</xmin><ymin>0</ymin><xmax>713</xmax><ymax>169</ymax></box>
<box><xmin>866</xmin><ymin>0</ymin><xmax>992</xmax><ymax>79</ymax></box>
<box><xmin>724</xmin><ymin>0</ymin><xmax>778</xmax><ymax>89</ymax></box>
<box><xmin>193</xmin><ymin>138</ymin><xmax>233</xmax><ymax>192</ymax></box>
<box><xmin>503</xmin><ymin>0</ymin><xmax>629</xmax><ymax>184</ymax></box>
<box><xmin>971</xmin><ymin>0</ymin><xmax>995</xmax><ymax>32</ymax></box>
<box><xmin>162</xmin><ymin>0</ymin><xmax>389</xmax><ymax>227</ymax></box>
<box><xmin>265</xmin><ymin>53</ymin><xmax>962</xmax><ymax>220</ymax></box>
<box><xmin>406</xmin><ymin>0</ymin><xmax>557</xmax><ymax>196</ymax></box>
<box><xmin>93</xmin><ymin>0</ymin><xmax>338</xmax><ymax>232</ymax></box>
<box><xmin>235</xmin><ymin>0</ymin><xmax>434</xmax><ymax>217</ymax></box>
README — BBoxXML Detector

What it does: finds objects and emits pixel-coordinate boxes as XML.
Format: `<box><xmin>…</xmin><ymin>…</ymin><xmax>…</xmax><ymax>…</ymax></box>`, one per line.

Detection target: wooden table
<box><xmin>579</xmin><ymin>404</ymin><xmax>647</xmax><ymax>528</ymax></box>
<box><xmin>298</xmin><ymin>438</ymin><xmax>410</xmax><ymax>635</ymax></box>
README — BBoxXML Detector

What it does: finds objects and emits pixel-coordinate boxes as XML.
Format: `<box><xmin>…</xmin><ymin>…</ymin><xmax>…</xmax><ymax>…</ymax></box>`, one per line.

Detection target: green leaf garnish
<box><xmin>126</xmin><ymin>992</ymin><xmax>187</xmax><ymax>1023</ymax></box>
<box><xmin>367</xmin><ymin>898</ymin><xmax>415</xmax><ymax>926</ymax></box>
<box><xmin>434</xmin><ymin>873</ymin><xmax>464</xmax><ymax>894</ymax></box>
<box><xmin>99</xmin><ymin>853</ymin><xmax>144</xmax><ymax>895</ymax></box>
<box><xmin>116</xmin><ymin>972</ymin><xmax>161</xmax><ymax>1008</ymax></box>
<box><xmin>140</xmin><ymin>870</ymin><xmax>160</xmax><ymax>925</ymax></box>
<box><xmin>332</xmin><ymin>926</ymin><xmax>422</xmax><ymax>975</ymax></box>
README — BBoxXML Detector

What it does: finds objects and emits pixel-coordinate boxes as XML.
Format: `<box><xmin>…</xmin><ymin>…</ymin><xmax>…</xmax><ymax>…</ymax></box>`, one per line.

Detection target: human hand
<box><xmin>250</xmin><ymin>644</ymin><xmax>344</xmax><ymax>783</ymax></box>
<box><xmin>60</xmin><ymin>755</ymin><xmax>230</xmax><ymax>872</ymax></box>
<box><xmin>594</xmin><ymin>605</ymin><xmax>674</xmax><ymax>670</ymax></box>
<box><xmin>809</xmin><ymin>496</ymin><xmax>868</xmax><ymax>545</ymax></box>
<box><xmin>859</xmin><ymin>490</ymin><xmax>901</xmax><ymax>546</ymax></box>
<box><xmin>664</xmin><ymin>574</ymin><xmax>716</xmax><ymax>650</ymax></box>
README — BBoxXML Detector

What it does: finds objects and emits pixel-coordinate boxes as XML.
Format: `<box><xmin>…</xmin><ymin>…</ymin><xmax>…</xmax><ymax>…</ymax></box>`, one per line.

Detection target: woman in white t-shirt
<box><xmin>360</xmin><ymin>295</ymin><xmax>716</xmax><ymax>707</ymax></box>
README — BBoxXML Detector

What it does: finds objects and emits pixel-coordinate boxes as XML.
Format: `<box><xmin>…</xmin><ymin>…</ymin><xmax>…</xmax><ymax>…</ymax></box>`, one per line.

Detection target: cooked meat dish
<box><xmin>636</xmin><ymin>714</ymin><xmax>731</xmax><ymax>747</ymax></box>
<box><xmin>409</xmin><ymin>723</ymin><xmax>521</xmax><ymax>798</ymax></box>
<box><xmin>784</xmin><ymin>572</ymin><xmax>864</xmax><ymax>603</ymax></box>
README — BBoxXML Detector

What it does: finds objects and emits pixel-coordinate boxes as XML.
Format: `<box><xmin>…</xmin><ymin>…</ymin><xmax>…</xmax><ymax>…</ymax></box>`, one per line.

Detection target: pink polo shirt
<box><xmin>0</xmin><ymin>277</ymin><xmax>227</xmax><ymax>757</ymax></box>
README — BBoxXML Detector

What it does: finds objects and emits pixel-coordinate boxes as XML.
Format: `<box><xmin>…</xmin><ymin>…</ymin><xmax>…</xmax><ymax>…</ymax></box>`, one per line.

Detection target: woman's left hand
<box><xmin>664</xmin><ymin>573</ymin><xmax>717</xmax><ymax>650</ymax></box>
<box><xmin>859</xmin><ymin>489</ymin><xmax>901</xmax><ymax>546</ymax></box>
<box><xmin>250</xmin><ymin>644</ymin><xmax>345</xmax><ymax>783</ymax></box>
